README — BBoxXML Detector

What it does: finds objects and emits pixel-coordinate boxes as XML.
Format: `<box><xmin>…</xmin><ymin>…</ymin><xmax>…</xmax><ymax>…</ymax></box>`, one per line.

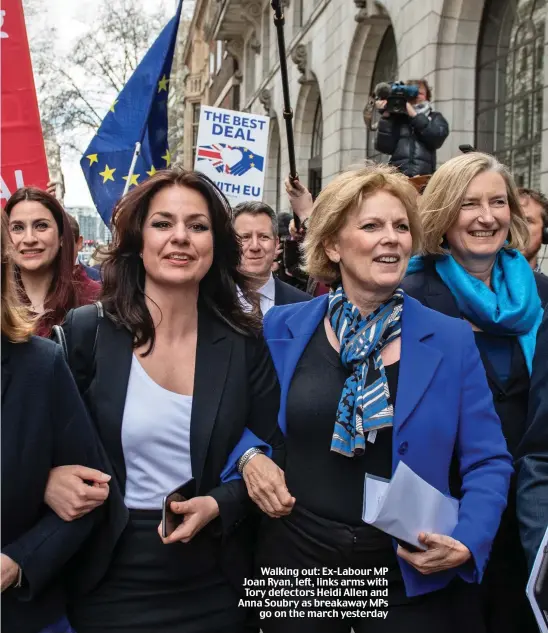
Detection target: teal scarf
<box><xmin>407</xmin><ymin>249</ymin><xmax>542</xmax><ymax>373</ymax></box>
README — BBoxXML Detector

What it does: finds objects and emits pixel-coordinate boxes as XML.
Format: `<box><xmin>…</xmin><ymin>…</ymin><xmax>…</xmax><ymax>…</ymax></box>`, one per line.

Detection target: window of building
<box><xmin>191</xmin><ymin>103</ymin><xmax>201</xmax><ymax>165</ymax></box>
<box><xmin>366</xmin><ymin>26</ymin><xmax>398</xmax><ymax>161</ymax></box>
<box><xmin>476</xmin><ymin>0</ymin><xmax>546</xmax><ymax>188</ymax></box>
<box><xmin>209</xmin><ymin>52</ymin><xmax>215</xmax><ymax>77</ymax></box>
<box><xmin>309</xmin><ymin>98</ymin><xmax>323</xmax><ymax>199</ymax></box>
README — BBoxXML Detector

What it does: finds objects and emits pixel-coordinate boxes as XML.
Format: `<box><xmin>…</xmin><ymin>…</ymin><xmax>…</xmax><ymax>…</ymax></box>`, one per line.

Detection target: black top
<box><xmin>1</xmin><ymin>336</ymin><xmax>103</xmax><ymax>633</ymax></box>
<box><xmin>285</xmin><ymin>321</ymin><xmax>399</xmax><ymax>526</ymax></box>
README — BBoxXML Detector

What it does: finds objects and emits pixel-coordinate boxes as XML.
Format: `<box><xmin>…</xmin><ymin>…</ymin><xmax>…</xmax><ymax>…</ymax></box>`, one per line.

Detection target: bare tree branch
<box><xmin>25</xmin><ymin>0</ymin><xmax>168</xmax><ymax>153</ymax></box>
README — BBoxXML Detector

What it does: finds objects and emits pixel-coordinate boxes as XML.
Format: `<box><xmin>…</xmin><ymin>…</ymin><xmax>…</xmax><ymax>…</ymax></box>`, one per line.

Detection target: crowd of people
<box><xmin>2</xmin><ymin>116</ymin><xmax>548</xmax><ymax>633</ymax></box>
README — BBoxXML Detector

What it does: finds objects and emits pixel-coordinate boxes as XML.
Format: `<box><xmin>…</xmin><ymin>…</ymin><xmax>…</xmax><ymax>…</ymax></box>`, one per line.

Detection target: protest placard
<box><xmin>193</xmin><ymin>106</ymin><xmax>270</xmax><ymax>206</ymax></box>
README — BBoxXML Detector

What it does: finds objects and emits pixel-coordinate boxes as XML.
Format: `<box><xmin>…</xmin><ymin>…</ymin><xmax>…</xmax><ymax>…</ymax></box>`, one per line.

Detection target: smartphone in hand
<box><xmin>395</xmin><ymin>538</ymin><xmax>423</xmax><ymax>553</ymax></box>
<box><xmin>161</xmin><ymin>478</ymin><xmax>196</xmax><ymax>539</ymax></box>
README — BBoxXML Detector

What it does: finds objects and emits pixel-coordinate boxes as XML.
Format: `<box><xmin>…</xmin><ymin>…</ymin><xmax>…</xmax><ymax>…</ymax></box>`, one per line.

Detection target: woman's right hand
<box><xmin>242</xmin><ymin>454</ymin><xmax>295</xmax><ymax>518</ymax></box>
<box><xmin>284</xmin><ymin>178</ymin><xmax>314</xmax><ymax>223</ymax></box>
<box><xmin>44</xmin><ymin>465</ymin><xmax>111</xmax><ymax>521</ymax></box>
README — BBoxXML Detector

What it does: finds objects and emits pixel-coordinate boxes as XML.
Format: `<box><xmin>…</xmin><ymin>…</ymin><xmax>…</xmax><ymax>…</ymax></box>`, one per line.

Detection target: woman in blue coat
<box><xmin>229</xmin><ymin>165</ymin><xmax>512</xmax><ymax>633</ymax></box>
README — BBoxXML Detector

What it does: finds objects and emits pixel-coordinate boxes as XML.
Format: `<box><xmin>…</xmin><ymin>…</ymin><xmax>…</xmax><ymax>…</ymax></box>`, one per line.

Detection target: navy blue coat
<box><xmin>274</xmin><ymin>277</ymin><xmax>311</xmax><ymax>306</ymax></box>
<box><xmin>516</xmin><ymin>308</ymin><xmax>548</xmax><ymax>568</ymax></box>
<box><xmin>1</xmin><ymin>336</ymin><xmax>104</xmax><ymax>633</ymax></box>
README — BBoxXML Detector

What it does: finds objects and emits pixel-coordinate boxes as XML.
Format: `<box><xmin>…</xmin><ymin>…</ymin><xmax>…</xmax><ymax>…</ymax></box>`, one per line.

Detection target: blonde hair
<box><xmin>1</xmin><ymin>212</ymin><xmax>34</xmax><ymax>342</ymax></box>
<box><xmin>303</xmin><ymin>164</ymin><xmax>423</xmax><ymax>283</ymax></box>
<box><xmin>419</xmin><ymin>152</ymin><xmax>529</xmax><ymax>255</ymax></box>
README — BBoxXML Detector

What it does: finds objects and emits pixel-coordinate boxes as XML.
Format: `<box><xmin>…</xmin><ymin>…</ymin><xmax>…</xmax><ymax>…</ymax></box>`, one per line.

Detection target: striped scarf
<box><xmin>328</xmin><ymin>285</ymin><xmax>404</xmax><ymax>457</ymax></box>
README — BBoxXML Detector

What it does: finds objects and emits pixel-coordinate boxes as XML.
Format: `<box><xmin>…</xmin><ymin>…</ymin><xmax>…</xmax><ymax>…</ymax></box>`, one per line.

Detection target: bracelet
<box><xmin>237</xmin><ymin>447</ymin><xmax>264</xmax><ymax>475</ymax></box>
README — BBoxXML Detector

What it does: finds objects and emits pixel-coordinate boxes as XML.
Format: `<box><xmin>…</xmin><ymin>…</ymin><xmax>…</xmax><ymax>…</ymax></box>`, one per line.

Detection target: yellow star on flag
<box><xmin>249</xmin><ymin>154</ymin><xmax>254</xmax><ymax>159</ymax></box>
<box><xmin>146</xmin><ymin>165</ymin><xmax>157</xmax><ymax>177</ymax></box>
<box><xmin>158</xmin><ymin>75</ymin><xmax>169</xmax><ymax>93</ymax></box>
<box><xmin>109</xmin><ymin>99</ymin><xmax>119</xmax><ymax>113</ymax></box>
<box><xmin>162</xmin><ymin>149</ymin><xmax>171</xmax><ymax>167</ymax></box>
<box><xmin>86</xmin><ymin>153</ymin><xmax>98</xmax><ymax>166</ymax></box>
<box><xmin>250</xmin><ymin>162</ymin><xmax>255</xmax><ymax>168</ymax></box>
<box><xmin>99</xmin><ymin>165</ymin><xmax>116</xmax><ymax>183</ymax></box>
<box><xmin>123</xmin><ymin>173</ymin><xmax>140</xmax><ymax>187</ymax></box>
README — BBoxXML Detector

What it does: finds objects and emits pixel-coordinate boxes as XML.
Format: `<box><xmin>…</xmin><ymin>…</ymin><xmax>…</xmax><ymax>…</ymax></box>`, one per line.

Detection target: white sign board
<box><xmin>193</xmin><ymin>106</ymin><xmax>270</xmax><ymax>206</ymax></box>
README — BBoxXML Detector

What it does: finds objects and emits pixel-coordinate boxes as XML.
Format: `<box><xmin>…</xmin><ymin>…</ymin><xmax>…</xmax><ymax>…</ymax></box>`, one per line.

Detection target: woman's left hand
<box><xmin>158</xmin><ymin>496</ymin><xmax>219</xmax><ymax>545</ymax></box>
<box><xmin>1</xmin><ymin>554</ymin><xmax>20</xmax><ymax>592</ymax></box>
<box><xmin>397</xmin><ymin>532</ymin><xmax>471</xmax><ymax>575</ymax></box>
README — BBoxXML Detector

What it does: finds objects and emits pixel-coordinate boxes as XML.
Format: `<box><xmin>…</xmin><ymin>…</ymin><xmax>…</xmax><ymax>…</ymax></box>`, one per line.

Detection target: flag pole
<box><xmin>271</xmin><ymin>0</ymin><xmax>299</xmax><ymax>228</ymax></box>
<box><xmin>122</xmin><ymin>142</ymin><xmax>141</xmax><ymax>196</ymax></box>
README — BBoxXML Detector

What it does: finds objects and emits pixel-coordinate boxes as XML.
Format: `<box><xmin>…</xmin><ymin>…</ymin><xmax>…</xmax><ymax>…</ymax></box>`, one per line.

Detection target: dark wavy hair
<box><xmin>101</xmin><ymin>168</ymin><xmax>260</xmax><ymax>353</ymax></box>
<box><xmin>5</xmin><ymin>187</ymin><xmax>78</xmax><ymax>337</ymax></box>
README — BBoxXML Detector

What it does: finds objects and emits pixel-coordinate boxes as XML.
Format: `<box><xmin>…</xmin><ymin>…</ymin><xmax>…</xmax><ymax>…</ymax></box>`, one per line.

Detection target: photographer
<box><xmin>375</xmin><ymin>79</ymin><xmax>449</xmax><ymax>178</ymax></box>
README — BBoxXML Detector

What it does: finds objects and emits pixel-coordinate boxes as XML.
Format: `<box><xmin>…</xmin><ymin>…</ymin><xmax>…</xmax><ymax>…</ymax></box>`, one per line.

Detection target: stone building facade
<box><xmin>183</xmin><ymin>0</ymin><xmax>548</xmax><ymax>267</ymax></box>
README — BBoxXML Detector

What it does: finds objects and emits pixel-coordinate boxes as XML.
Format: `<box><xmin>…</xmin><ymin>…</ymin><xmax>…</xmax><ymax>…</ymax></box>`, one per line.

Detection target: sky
<box><xmin>25</xmin><ymin>0</ymin><xmax>193</xmax><ymax>208</ymax></box>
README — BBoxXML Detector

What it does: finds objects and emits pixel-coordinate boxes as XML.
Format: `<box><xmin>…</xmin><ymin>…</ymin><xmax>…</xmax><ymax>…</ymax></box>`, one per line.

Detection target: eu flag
<box><xmin>81</xmin><ymin>0</ymin><xmax>183</xmax><ymax>225</ymax></box>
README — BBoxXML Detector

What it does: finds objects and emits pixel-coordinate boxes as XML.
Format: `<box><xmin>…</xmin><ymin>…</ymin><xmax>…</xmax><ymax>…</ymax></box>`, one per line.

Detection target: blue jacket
<box><xmin>223</xmin><ymin>293</ymin><xmax>513</xmax><ymax>597</ymax></box>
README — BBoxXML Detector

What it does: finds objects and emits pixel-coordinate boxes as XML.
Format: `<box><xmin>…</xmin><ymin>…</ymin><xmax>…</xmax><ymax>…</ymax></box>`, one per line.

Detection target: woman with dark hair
<box><xmin>44</xmin><ymin>169</ymin><xmax>284</xmax><ymax>633</ymax></box>
<box><xmin>1</xmin><ymin>210</ymin><xmax>106</xmax><ymax>633</ymax></box>
<box><xmin>5</xmin><ymin>187</ymin><xmax>100</xmax><ymax>338</ymax></box>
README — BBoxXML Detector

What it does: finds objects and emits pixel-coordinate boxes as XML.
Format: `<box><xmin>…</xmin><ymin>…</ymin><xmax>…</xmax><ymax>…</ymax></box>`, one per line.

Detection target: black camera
<box><xmin>374</xmin><ymin>81</ymin><xmax>419</xmax><ymax>115</ymax></box>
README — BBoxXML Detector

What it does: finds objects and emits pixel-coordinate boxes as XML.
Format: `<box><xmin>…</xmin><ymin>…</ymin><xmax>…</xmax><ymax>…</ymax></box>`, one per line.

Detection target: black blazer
<box><xmin>274</xmin><ymin>277</ymin><xmax>311</xmax><ymax>306</ymax></box>
<box><xmin>516</xmin><ymin>307</ymin><xmax>548</xmax><ymax>568</ymax></box>
<box><xmin>61</xmin><ymin>303</ymin><xmax>283</xmax><ymax>595</ymax></box>
<box><xmin>1</xmin><ymin>336</ymin><xmax>103</xmax><ymax>633</ymax></box>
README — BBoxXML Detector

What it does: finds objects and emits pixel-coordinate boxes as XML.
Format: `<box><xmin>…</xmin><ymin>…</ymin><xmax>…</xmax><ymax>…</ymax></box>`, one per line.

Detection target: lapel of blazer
<box><xmin>1</xmin><ymin>339</ymin><xmax>12</xmax><ymax>403</ymax></box>
<box><xmin>267</xmin><ymin>296</ymin><xmax>328</xmax><ymax>434</ymax></box>
<box><xmin>93</xmin><ymin>319</ymin><xmax>133</xmax><ymax>488</ymax></box>
<box><xmin>394</xmin><ymin>295</ymin><xmax>443</xmax><ymax>435</ymax></box>
<box><xmin>190</xmin><ymin>307</ymin><xmax>232</xmax><ymax>490</ymax></box>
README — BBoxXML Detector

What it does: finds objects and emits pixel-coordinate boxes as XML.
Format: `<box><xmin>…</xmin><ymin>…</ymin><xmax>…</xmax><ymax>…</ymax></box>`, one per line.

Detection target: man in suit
<box><xmin>517</xmin><ymin>307</ymin><xmax>548</xmax><ymax>569</ymax></box>
<box><xmin>233</xmin><ymin>201</ymin><xmax>310</xmax><ymax>314</ymax></box>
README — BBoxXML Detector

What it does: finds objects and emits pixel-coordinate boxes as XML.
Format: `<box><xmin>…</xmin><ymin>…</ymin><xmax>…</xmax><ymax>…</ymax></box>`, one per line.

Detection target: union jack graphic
<box><xmin>196</xmin><ymin>143</ymin><xmax>233</xmax><ymax>173</ymax></box>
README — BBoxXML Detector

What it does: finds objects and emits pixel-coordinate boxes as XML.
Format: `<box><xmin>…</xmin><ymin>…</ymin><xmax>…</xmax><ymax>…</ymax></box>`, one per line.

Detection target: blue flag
<box><xmin>81</xmin><ymin>1</ymin><xmax>183</xmax><ymax>225</ymax></box>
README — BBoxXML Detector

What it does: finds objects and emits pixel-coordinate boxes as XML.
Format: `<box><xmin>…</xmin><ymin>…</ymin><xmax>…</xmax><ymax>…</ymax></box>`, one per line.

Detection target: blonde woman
<box><xmin>1</xmin><ymin>212</ymin><xmax>106</xmax><ymax>633</ymax></box>
<box><xmin>227</xmin><ymin>165</ymin><xmax>512</xmax><ymax>633</ymax></box>
<box><xmin>402</xmin><ymin>152</ymin><xmax>547</xmax><ymax>633</ymax></box>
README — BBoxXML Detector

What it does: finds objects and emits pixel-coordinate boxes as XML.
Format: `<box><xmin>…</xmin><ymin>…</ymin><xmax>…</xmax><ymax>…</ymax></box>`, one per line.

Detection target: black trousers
<box><xmin>69</xmin><ymin>510</ymin><xmax>248</xmax><ymax>633</ymax></box>
<box><xmin>255</xmin><ymin>504</ymin><xmax>485</xmax><ymax>633</ymax></box>
<box><xmin>480</xmin><ymin>524</ymin><xmax>538</xmax><ymax>633</ymax></box>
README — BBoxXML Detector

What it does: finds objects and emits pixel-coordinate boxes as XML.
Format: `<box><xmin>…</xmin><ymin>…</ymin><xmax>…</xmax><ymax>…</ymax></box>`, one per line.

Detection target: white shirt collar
<box><xmin>258</xmin><ymin>273</ymin><xmax>276</xmax><ymax>302</ymax></box>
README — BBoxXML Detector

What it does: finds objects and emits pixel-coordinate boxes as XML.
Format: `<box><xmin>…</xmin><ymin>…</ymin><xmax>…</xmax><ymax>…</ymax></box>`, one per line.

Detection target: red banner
<box><xmin>1</xmin><ymin>0</ymin><xmax>49</xmax><ymax>206</ymax></box>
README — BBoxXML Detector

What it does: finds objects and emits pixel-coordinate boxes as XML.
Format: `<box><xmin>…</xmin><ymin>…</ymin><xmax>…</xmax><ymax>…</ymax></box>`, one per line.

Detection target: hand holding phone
<box><xmin>159</xmin><ymin>481</ymin><xmax>220</xmax><ymax>545</ymax></box>
<box><xmin>161</xmin><ymin>479</ymin><xmax>196</xmax><ymax>539</ymax></box>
